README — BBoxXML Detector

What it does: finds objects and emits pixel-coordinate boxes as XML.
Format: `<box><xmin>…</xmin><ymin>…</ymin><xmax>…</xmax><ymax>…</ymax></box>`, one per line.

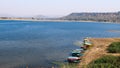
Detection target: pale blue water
<box><xmin>0</xmin><ymin>20</ymin><xmax>120</xmax><ymax>68</ymax></box>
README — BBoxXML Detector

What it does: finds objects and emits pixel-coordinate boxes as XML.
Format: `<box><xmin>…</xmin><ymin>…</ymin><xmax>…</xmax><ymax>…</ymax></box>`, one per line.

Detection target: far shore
<box><xmin>0</xmin><ymin>19</ymin><xmax>120</xmax><ymax>24</ymax></box>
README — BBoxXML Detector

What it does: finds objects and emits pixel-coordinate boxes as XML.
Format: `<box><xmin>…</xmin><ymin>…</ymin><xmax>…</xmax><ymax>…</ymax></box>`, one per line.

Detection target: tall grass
<box><xmin>86</xmin><ymin>55</ymin><xmax>120</xmax><ymax>68</ymax></box>
<box><xmin>107</xmin><ymin>42</ymin><xmax>120</xmax><ymax>53</ymax></box>
<box><xmin>60</xmin><ymin>63</ymin><xmax>78</xmax><ymax>68</ymax></box>
<box><xmin>52</xmin><ymin>62</ymin><xmax>78</xmax><ymax>68</ymax></box>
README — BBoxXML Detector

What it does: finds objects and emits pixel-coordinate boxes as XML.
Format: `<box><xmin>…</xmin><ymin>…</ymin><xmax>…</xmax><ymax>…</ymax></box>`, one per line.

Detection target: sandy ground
<box><xmin>78</xmin><ymin>38</ymin><xmax>120</xmax><ymax>68</ymax></box>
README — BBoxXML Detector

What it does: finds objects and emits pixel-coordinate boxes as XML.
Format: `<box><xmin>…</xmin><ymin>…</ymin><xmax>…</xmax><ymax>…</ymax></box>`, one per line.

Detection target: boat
<box><xmin>67</xmin><ymin>56</ymin><xmax>81</xmax><ymax>63</ymax></box>
<box><xmin>82</xmin><ymin>38</ymin><xmax>93</xmax><ymax>50</ymax></box>
<box><xmin>71</xmin><ymin>49</ymin><xmax>84</xmax><ymax>57</ymax></box>
<box><xmin>84</xmin><ymin>41</ymin><xmax>92</xmax><ymax>45</ymax></box>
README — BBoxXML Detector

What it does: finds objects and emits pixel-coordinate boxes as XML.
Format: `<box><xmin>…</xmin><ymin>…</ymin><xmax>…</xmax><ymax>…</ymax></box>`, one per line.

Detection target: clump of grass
<box><xmin>86</xmin><ymin>55</ymin><xmax>120</xmax><ymax>68</ymax></box>
<box><xmin>60</xmin><ymin>63</ymin><xmax>77</xmax><ymax>68</ymax></box>
<box><xmin>52</xmin><ymin>62</ymin><xmax>78</xmax><ymax>68</ymax></box>
<box><xmin>107</xmin><ymin>42</ymin><xmax>120</xmax><ymax>53</ymax></box>
<box><xmin>86</xmin><ymin>63</ymin><xmax>115</xmax><ymax>68</ymax></box>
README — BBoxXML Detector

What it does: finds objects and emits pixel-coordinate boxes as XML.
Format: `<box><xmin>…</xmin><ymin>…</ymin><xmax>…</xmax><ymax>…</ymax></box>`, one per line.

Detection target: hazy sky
<box><xmin>0</xmin><ymin>0</ymin><xmax>120</xmax><ymax>16</ymax></box>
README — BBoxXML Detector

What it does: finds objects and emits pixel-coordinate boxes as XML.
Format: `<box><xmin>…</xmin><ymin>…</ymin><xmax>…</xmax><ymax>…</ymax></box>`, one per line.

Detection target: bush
<box><xmin>107</xmin><ymin>42</ymin><xmax>120</xmax><ymax>53</ymax></box>
<box><xmin>86</xmin><ymin>55</ymin><xmax>120</xmax><ymax>68</ymax></box>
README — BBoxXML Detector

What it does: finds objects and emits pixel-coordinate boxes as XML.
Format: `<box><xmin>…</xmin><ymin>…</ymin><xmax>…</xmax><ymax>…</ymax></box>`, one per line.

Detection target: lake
<box><xmin>0</xmin><ymin>20</ymin><xmax>120</xmax><ymax>68</ymax></box>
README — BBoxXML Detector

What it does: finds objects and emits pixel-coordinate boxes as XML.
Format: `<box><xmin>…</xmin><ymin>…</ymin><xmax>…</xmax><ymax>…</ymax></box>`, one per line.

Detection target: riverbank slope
<box><xmin>78</xmin><ymin>38</ymin><xmax>120</xmax><ymax>68</ymax></box>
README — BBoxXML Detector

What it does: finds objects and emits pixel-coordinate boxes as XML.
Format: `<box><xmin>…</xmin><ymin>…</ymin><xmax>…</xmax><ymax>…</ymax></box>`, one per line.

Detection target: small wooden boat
<box><xmin>71</xmin><ymin>49</ymin><xmax>84</xmax><ymax>57</ymax></box>
<box><xmin>84</xmin><ymin>41</ymin><xmax>92</xmax><ymax>45</ymax></box>
<box><xmin>67</xmin><ymin>56</ymin><xmax>81</xmax><ymax>63</ymax></box>
<box><xmin>83</xmin><ymin>38</ymin><xmax>92</xmax><ymax>46</ymax></box>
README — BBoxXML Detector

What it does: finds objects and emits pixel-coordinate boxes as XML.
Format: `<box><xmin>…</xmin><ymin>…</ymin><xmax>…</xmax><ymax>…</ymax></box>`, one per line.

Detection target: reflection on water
<box><xmin>0</xmin><ymin>20</ymin><xmax>120</xmax><ymax>68</ymax></box>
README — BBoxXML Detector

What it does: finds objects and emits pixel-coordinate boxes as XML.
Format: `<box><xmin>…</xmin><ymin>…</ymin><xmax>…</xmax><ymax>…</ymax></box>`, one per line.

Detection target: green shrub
<box><xmin>107</xmin><ymin>42</ymin><xmax>120</xmax><ymax>53</ymax></box>
<box><xmin>92</xmin><ymin>55</ymin><xmax>117</xmax><ymax>64</ymax></box>
<box><xmin>87</xmin><ymin>63</ymin><xmax>115</xmax><ymax>68</ymax></box>
<box><xmin>86</xmin><ymin>55</ymin><xmax>120</xmax><ymax>68</ymax></box>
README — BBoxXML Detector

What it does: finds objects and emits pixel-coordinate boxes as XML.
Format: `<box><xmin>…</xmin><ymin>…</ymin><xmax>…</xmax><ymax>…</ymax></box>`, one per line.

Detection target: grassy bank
<box><xmin>86</xmin><ymin>41</ymin><xmax>120</xmax><ymax>68</ymax></box>
<box><xmin>86</xmin><ymin>55</ymin><xmax>120</xmax><ymax>68</ymax></box>
<box><xmin>78</xmin><ymin>38</ymin><xmax>120</xmax><ymax>68</ymax></box>
<box><xmin>107</xmin><ymin>42</ymin><xmax>120</xmax><ymax>53</ymax></box>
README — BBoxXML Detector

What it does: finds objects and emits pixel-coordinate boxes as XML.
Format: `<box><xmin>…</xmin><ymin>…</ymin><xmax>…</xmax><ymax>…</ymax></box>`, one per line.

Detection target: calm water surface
<box><xmin>0</xmin><ymin>20</ymin><xmax>120</xmax><ymax>68</ymax></box>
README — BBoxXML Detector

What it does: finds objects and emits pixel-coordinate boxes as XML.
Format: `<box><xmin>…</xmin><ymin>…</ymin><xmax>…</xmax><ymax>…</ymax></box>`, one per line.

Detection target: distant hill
<box><xmin>33</xmin><ymin>15</ymin><xmax>49</xmax><ymax>19</ymax></box>
<box><xmin>32</xmin><ymin>15</ymin><xmax>59</xmax><ymax>20</ymax></box>
<box><xmin>60</xmin><ymin>11</ymin><xmax>120</xmax><ymax>23</ymax></box>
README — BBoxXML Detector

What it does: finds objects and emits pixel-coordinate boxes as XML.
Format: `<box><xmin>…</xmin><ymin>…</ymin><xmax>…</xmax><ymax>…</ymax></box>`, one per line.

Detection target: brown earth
<box><xmin>78</xmin><ymin>38</ymin><xmax>120</xmax><ymax>68</ymax></box>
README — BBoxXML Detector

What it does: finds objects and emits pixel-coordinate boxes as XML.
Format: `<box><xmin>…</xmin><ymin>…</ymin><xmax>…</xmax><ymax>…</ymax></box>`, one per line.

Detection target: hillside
<box><xmin>60</xmin><ymin>11</ymin><xmax>120</xmax><ymax>23</ymax></box>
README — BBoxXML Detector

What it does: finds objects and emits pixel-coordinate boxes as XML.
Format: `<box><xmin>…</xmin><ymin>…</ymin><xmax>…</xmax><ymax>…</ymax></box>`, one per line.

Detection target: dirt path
<box><xmin>78</xmin><ymin>38</ymin><xmax>120</xmax><ymax>68</ymax></box>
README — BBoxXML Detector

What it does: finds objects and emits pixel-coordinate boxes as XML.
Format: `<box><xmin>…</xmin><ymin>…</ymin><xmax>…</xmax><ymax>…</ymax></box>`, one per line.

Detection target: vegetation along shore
<box><xmin>78</xmin><ymin>38</ymin><xmax>120</xmax><ymax>68</ymax></box>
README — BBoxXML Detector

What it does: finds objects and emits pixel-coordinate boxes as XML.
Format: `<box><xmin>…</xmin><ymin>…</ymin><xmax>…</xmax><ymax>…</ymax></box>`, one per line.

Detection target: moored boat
<box><xmin>67</xmin><ymin>56</ymin><xmax>81</xmax><ymax>63</ymax></box>
<box><xmin>71</xmin><ymin>49</ymin><xmax>84</xmax><ymax>57</ymax></box>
